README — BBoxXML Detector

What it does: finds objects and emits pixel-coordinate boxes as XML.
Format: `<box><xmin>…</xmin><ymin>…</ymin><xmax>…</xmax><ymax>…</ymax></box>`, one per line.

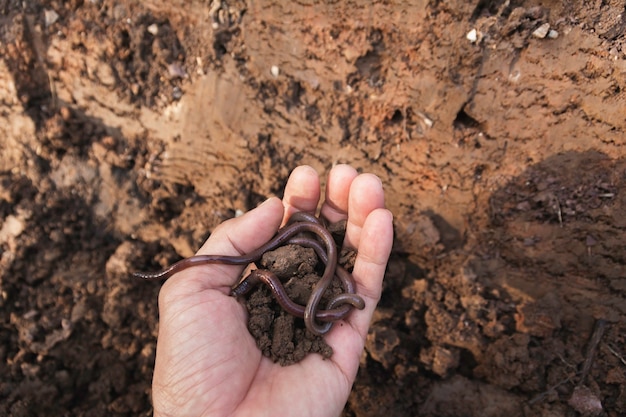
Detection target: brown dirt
<box><xmin>244</xmin><ymin>243</ymin><xmax>333</xmax><ymax>365</ymax></box>
<box><xmin>1</xmin><ymin>0</ymin><xmax>626</xmax><ymax>416</ymax></box>
<box><xmin>241</xmin><ymin>221</ymin><xmax>358</xmax><ymax>366</ymax></box>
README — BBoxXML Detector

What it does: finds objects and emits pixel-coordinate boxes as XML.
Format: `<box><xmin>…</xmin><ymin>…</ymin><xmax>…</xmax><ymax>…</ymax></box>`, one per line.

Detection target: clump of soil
<box><xmin>243</xmin><ymin>241</ymin><xmax>356</xmax><ymax>365</ymax></box>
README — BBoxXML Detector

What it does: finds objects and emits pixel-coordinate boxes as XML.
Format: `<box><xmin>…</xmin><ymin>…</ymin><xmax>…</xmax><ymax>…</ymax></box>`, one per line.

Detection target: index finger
<box><xmin>281</xmin><ymin>165</ymin><xmax>320</xmax><ymax>224</ymax></box>
<box><xmin>343</xmin><ymin>173</ymin><xmax>386</xmax><ymax>249</ymax></box>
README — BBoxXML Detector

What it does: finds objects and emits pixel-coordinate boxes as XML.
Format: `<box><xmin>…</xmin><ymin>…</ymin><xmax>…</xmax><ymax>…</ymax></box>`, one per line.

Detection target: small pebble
<box><xmin>532</xmin><ymin>23</ymin><xmax>550</xmax><ymax>39</ymax></box>
<box><xmin>568</xmin><ymin>386</ymin><xmax>603</xmax><ymax>416</ymax></box>
<box><xmin>172</xmin><ymin>87</ymin><xmax>183</xmax><ymax>100</ymax></box>
<box><xmin>270</xmin><ymin>65</ymin><xmax>280</xmax><ymax>77</ymax></box>
<box><xmin>147</xmin><ymin>24</ymin><xmax>159</xmax><ymax>35</ymax></box>
<box><xmin>466</xmin><ymin>28</ymin><xmax>479</xmax><ymax>43</ymax></box>
<box><xmin>44</xmin><ymin>9</ymin><xmax>59</xmax><ymax>27</ymax></box>
<box><xmin>168</xmin><ymin>62</ymin><xmax>187</xmax><ymax>79</ymax></box>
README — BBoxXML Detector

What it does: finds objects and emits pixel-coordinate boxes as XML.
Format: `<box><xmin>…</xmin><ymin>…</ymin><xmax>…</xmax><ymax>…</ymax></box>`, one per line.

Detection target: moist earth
<box><xmin>1</xmin><ymin>1</ymin><xmax>626</xmax><ymax>416</ymax></box>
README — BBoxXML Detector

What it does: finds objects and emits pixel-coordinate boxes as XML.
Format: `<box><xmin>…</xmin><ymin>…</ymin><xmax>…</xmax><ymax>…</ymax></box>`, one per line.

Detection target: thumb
<box><xmin>161</xmin><ymin>197</ymin><xmax>285</xmax><ymax>295</ymax></box>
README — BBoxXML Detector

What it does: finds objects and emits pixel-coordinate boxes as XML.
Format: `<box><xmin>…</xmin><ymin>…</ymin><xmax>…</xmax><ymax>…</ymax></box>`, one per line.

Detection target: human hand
<box><xmin>151</xmin><ymin>164</ymin><xmax>394</xmax><ymax>417</ymax></box>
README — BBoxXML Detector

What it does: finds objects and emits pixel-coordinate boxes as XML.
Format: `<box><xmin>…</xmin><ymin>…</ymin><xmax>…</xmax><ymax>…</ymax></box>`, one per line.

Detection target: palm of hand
<box><xmin>151</xmin><ymin>165</ymin><xmax>393</xmax><ymax>417</ymax></box>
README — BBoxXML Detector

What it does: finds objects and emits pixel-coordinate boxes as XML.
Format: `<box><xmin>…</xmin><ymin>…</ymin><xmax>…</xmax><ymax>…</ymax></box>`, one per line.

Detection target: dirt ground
<box><xmin>1</xmin><ymin>0</ymin><xmax>626</xmax><ymax>415</ymax></box>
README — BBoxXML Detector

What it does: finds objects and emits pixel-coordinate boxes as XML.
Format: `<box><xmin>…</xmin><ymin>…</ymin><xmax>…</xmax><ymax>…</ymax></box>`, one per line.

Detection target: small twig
<box><xmin>554</xmin><ymin>196</ymin><xmax>563</xmax><ymax>227</ymax></box>
<box><xmin>531</xmin><ymin>320</ymin><xmax>608</xmax><ymax>407</ymax></box>
<box><xmin>528</xmin><ymin>376</ymin><xmax>573</xmax><ymax>405</ymax></box>
<box><xmin>577</xmin><ymin>319</ymin><xmax>606</xmax><ymax>387</ymax></box>
<box><xmin>556</xmin><ymin>352</ymin><xmax>577</xmax><ymax>370</ymax></box>
<box><xmin>606</xmin><ymin>343</ymin><xmax>626</xmax><ymax>366</ymax></box>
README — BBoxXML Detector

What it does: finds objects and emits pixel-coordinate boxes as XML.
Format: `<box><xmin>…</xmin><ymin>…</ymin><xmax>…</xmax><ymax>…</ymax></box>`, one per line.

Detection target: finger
<box><xmin>281</xmin><ymin>165</ymin><xmax>321</xmax><ymax>224</ymax></box>
<box><xmin>198</xmin><ymin>196</ymin><xmax>284</xmax><ymax>256</ymax></box>
<box><xmin>320</xmin><ymin>164</ymin><xmax>358</xmax><ymax>223</ymax></box>
<box><xmin>326</xmin><ymin>208</ymin><xmax>393</xmax><ymax>377</ymax></box>
<box><xmin>163</xmin><ymin>197</ymin><xmax>285</xmax><ymax>294</ymax></box>
<box><xmin>351</xmin><ymin>208</ymin><xmax>393</xmax><ymax>304</ymax></box>
<box><xmin>344</xmin><ymin>174</ymin><xmax>386</xmax><ymax>249</ymax></box>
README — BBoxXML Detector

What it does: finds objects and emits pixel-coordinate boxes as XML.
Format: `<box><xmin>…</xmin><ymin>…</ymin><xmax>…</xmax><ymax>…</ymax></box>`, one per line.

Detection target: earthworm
<box><xmin>133</xmin><ymin>212</ymin><xmax>364</xmax><ymax>335</ymax></box>
<box><xmin>231</xmin><ymin>269</ymin><xmax>364</xmax><ymax>322</ymax></box>
<box><xmin>133</xmin><ymin>214</ymin><xmax>329</xmax><ymax>281</ymax></box>
<box><xmin>232</xmin><ymin>234</ymin><xmax>364</xmax><ymax>321</ymax></box>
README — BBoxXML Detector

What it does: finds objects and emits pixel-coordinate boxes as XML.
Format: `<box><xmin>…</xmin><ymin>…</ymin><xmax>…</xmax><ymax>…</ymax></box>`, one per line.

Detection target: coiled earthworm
<box><xmin>133</xmin><ymin>211</ymin><xmax>365</xmax><ymax>335</ymax></box>
<box><xmin>231</xmin><ymin>269</ymin><xmax>364</xmax><ymax>322</ymax></box>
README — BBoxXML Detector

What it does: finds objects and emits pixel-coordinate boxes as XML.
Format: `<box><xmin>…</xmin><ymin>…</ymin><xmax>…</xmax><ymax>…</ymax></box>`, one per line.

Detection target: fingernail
<box><xmin>259</xmin><ymin>196</ymin><xmax>276</xmax><ymax>206</ymax></box>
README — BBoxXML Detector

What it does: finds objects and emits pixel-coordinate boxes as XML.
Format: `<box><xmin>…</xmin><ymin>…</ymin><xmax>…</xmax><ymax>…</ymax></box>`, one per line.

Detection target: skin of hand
<box><xmin>151</xmin><ymin>164</ymin><xmax>394</xmax><ymax>417</ymax></box>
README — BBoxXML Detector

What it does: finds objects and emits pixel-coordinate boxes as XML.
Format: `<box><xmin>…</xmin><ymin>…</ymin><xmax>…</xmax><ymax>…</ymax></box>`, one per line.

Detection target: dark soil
<box><xmin>244</xmin><ymin>243</ymin><xmax>335</xmax><ymax>365</ymax></box>
<box><xmin>1</xmin><ymin>0</ymin><xmax>626</xmax><ymax>416</ymax></box>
